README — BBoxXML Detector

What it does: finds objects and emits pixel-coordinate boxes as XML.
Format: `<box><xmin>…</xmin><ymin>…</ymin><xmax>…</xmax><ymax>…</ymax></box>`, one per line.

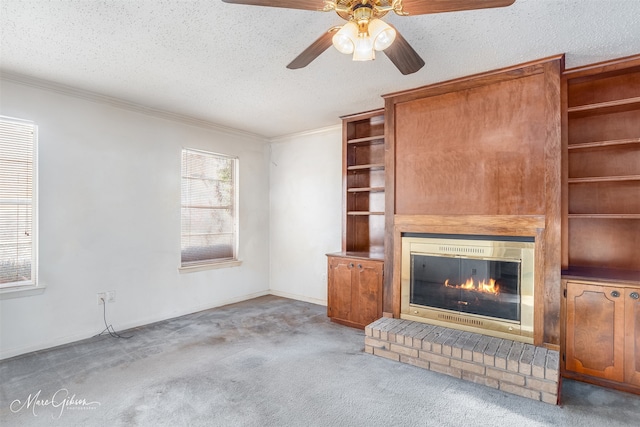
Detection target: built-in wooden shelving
<box><xmin>567</xmin><ymin>96</ymin><xmax>640</xmax><ymax>117</ymax></box>
<box><xmin>347</xmin><ymin>163</ymin><xmax>385</xmax><ymax>171</ymax></box>
<box><xmin>347</xmin><ymin>187</ymin><xmax>385</xmax><ymax>193</ymax></box>
<box><xmin>347</xmin><ymin>135</ymin><xmax>384</xmax><ymax>144</ymax></box>
<box><xmin>563</xmin><ymin>54</ymin><xmax>640</xmax><ymax>291</ymax></box>
<box><xmin>567</xmin><ymin>214</ymin><xmax>640</xmax><ymax>219</ymax></box>
<box><xmin>568</xmin><ymin>175</ymin><xmax>640</xmax><ymax>183</ymax></box>
<box><xmin>567</xmin><ymin>138</ymin><xmax>640</xmax><ymax>150</ymax></box>
<box><xmin>562</xmin><ymin>54</ymin><xmax>640</xmax><ymax>396</ymax></box>
<box><xmin>327</xmin><ymin>109</ymin><xmax>386</xmax><ymax>330</ymax></box>
<box><xmin>347</xmin><ymin>211</ymin><xmax>384</xmax><ymax>216</ymax></box>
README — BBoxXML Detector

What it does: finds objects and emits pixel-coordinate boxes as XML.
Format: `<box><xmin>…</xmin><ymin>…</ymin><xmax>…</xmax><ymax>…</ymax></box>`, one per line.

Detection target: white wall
<box><xmin>268</xmin><ymin>127</ymin><xmax>343</xmax><ymax>305</ymax></box>
<box><xmin>0</xmin><ymin>79</ymin><xmax>270</xmax><ymax>359</ymax></box>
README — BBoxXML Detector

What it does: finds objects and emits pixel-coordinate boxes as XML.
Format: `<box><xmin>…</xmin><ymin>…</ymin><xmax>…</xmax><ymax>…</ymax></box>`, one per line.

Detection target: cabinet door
<box><xmin>625</xmin><ymin>288</ymin><xmax>640</xmax><ymax>387</ymax></box>
<box><xmin>565</xmin><ymin>282</ymin><xmax>625</xmax><ymax>382</ymax></box>
<box><xmin>327</xmin><ymin>258</ymin><xmax>353</xmax><ymax>322</ymax></box>
<box><xmin>352</xmin><ymin>261</ymin><xmax>383</xmax><ymax>327</ymax></box>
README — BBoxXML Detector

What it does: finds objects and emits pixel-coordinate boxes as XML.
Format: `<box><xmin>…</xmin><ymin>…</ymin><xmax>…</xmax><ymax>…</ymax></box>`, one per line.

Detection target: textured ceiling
<box><xmin>1</xmin><ymin>0</ymin><xmax>639</xmax><ymax>138</ymax></box>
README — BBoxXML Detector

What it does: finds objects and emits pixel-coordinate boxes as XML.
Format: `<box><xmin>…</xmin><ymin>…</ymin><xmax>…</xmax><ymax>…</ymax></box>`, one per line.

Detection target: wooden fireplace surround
<box><xmin>382</xmin><ymin>56</ymin><xmax>564</xmax><ymax>349</ymax></box>
<box><xmin>330</xmin><ymin>53</ymin><xmax>640</xmax><ymax>396</ymax></box>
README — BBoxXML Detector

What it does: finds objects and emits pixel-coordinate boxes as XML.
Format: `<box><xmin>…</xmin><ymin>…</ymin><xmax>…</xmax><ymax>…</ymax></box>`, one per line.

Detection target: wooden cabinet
<box><xmin>563</xmin><ymin>276</ymin><xmax>640</xmax><ymax>394</ymax></box>
<box><xmin>327</xmin><ymin>255</ymin><xmax>383</xmax><ymax>329</ymax></box>
<box><xmin>327</xmin><ymin>109</ymin><xmax>386</xmax><ymax>328</ymax></box>
<box><xmin>563</xmin><ymin>54</ymin><xmax>640</xmax><ymax>272</ymax></box>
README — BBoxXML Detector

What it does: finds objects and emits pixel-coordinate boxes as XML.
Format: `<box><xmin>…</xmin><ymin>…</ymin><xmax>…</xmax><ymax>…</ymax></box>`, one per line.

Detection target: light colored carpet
<box><xmin>1</xmin><ymin>295</ymin><xmax>638</xmax><ymax>426</ymax></box>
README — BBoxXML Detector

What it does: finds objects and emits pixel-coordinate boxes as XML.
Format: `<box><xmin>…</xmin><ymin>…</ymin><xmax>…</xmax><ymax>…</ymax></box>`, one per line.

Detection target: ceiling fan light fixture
<box><xmin>352</xmin><ymin>35</ymin><xmax>375</xmax><ymax>61</ymax></box>
<box><xmin>332</xmin><ymin>21</ymin><xmax>357</xmax><ymax>54</ymax></box>
<box><xmin>369</xmin><ymin>18</ymin><xmax>396</xmax><ymax>51</ymax></box>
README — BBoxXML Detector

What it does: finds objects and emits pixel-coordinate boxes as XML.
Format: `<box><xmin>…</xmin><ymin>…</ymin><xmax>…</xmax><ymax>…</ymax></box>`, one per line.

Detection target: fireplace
<box><xmin>401</xmin><ymin>234</ymin><xmax>534</xmax><ymax>343</ymax></box>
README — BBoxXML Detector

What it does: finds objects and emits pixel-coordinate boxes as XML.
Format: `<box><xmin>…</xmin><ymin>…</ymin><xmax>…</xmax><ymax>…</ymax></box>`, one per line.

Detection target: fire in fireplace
<box><xmin>401</xmin><ymin>235</ymin><xmax>534</xmax><ymax>343</ymax></box>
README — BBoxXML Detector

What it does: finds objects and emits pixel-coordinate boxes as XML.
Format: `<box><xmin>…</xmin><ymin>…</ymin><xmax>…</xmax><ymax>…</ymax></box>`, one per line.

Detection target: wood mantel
<box><xmin>383</xmin><ymin>56</ymin><xmax>564</xmax><ymax>348</ymax></box>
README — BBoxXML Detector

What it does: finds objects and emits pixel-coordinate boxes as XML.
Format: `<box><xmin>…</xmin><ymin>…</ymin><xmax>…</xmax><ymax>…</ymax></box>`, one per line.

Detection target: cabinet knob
<box><xmin>358</xmin><ymin>264</ymin><xmax>362</xmax><ymax>269</ymax></box>
<box><xmin>610</xmin><ymin>290</ymin><xmax>620</xmax><ymax>298</ymax></box>
<box><xmin>349</xmin><ymin>263</ymin><xmax>354</xmax><ymax>268</ymax></box>
<box><xmin>630</xmin><ymin>292</ymin><xmax>639</xmax><ymax>300</ymax></box>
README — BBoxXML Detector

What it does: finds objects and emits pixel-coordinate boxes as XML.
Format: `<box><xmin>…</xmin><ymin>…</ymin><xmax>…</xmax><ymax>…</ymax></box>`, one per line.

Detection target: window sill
<box><xmin>0</xmin><ymin>284</ymin><xmax>47</xmax><ymax>300</ymax></box>
<box><xmin>178</xmin><ymin>260</ymin><xmax>242</xmax><ymax>274</ymax></box>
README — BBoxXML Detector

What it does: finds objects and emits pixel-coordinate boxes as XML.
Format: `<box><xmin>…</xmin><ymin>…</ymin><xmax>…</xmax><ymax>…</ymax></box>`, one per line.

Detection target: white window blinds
<box><xmin>0</xmin><ymin>117</ymin><xmax>37</xmax><ymax>288</ymax></box>
<box><xmin>181</xmin><ymin>149</ymin><xmax>237</xmax><ymax>266</ymax></box>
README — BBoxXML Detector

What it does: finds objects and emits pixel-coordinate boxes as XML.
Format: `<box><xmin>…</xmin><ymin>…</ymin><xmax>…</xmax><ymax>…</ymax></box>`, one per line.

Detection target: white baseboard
<box><xmin>269</xmin><ymin>290</ymin><xmax>327</xmax><ymax>306</ymax></box>
<box><xmin>0</xmin><ymin>290</ymin><xmax>270</xmax><ymax>361</ymax></box>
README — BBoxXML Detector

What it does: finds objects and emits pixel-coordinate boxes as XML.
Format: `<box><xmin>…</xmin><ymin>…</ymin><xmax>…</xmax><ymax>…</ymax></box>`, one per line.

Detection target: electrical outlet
<box><xmin>97</xmin><ymin>292</ymin><xmax>106</xmax><ymax>305</ymax></box>
<box><xmin>106</xmin><ymin>290</ymin><xmax>116</xmax><ymax>303</ymax></box>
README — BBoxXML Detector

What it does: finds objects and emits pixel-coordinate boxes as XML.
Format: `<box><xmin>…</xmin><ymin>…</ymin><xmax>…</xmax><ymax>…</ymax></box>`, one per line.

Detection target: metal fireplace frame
<box><xmin>400</xmin><ymin>235</ymin><xmax>535</xmax><ymax>343</ymax></box>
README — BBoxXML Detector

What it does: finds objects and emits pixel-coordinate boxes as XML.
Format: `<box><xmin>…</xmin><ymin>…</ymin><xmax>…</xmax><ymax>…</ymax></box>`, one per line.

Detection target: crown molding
<box><xmin>268</xmin><ymin>123</ymin><xmax>341</xmax><ymax>144</ymax></box>
<box><xmin>0</xmin><ymin>70</ymin><xmax>267</xmax><ymax>142</ymax></box>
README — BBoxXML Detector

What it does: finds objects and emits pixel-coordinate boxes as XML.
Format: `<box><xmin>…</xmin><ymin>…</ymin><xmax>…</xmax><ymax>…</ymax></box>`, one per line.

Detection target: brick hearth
<box><xmin>365</xmin><ymin>318</ymin><xmax>560</xmax><ymax>404</ymax></box>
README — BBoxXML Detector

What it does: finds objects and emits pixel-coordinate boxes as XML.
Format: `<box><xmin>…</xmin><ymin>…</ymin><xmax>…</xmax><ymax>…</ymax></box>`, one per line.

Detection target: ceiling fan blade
<box><xmin>383</xmin><ymin>28</ymin><xmax>425</xmax><ymax>75</ymax></box>
<box><xmin>287</xmin><ymin>27</ymin><xmax>340</xmax><ymax>70</ymax></box>
<box><xmin>221</xmin><ymin>0</ymin><xmax>326</xmax><ymax>11</ymax></box>
<box><xmin>401</xmin><ymin>0</ymin><xmax>515</xmax><ymax>15</ymax></box>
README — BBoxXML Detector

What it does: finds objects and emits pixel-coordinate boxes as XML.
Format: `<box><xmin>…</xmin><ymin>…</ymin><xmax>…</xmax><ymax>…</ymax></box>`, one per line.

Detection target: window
<box><xmin>181</xmin><ymin>148</ymin><xmax>238</xmax><ymax>268</ymax></box>
<box><xmin>0</xmin><ymin>117</ymin><xmax>37</xmax><ymax>289</ymax></box>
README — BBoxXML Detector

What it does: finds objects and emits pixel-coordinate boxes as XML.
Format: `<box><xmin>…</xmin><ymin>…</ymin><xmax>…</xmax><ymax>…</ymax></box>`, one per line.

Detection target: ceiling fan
<box><xmin>221</xmin><ymin>0</ymin><xmax>516</xmax><ymax>75</ymax></box>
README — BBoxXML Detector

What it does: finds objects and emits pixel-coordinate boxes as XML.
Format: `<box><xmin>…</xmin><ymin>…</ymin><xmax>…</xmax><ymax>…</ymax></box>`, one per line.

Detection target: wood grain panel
<box><xmin>354</xmin><ymin>262</ymin><xmax>384</xmax><ymax>326</ymax></box>
<box><xmin>350</xmin><ymin>117</ymin><xmax>384</xmax><ymax>140</ymax></box>
<box><xmin>573</xmin><ymin>290</ymin><xmax>616</xmax><ymax>372</ymax></box>
<box><xmin>568</xmin><ymin>144</ymin><xmax>640</xmax><ymax>178</ymax></box>
<box><xmin>347</xmin><ymin>169</ymin><xmax>385</xmax><ymax>189</ymax></box>
<box><xmin>327</xmin><ymin>255</ymin><xmax>383</xmax><ymax>329</ymax></box>
<box><xmin>393</xmin><ymin>214</ymin><xmax>545</xmax><ymax>232</ymax></box>
<box><xmin>568</xmin><ymin>110</ymin><xmax>640</xmax><ymax>145</ymax></box>
<box><xmin>563</xmin><ymin>54</ymin><xmax>640</xmax><ymax>81</ymax></box>
<box><xmin>327</xmin><ymin>258</ymin><xmax>352</xmax><ymax>320</ymax></box>
<box><xmin>562</xmin><ymin>73</ymin><xmax>570</xmax><ymax>270</ymax></box>
<box><xmin>569</xmin><ymin>181</ymin><xmax>640</xmax><ymax>215</ymax></box>
<box><xmin>346</xmin><ymin>215</ymin><xmax>385</xmax><ymax>253</ymax></box>
<box><xmin>565</xmin><ymin>282</ymin><xmax>625</xmax><ymax>382</ymax></box>
<box><xmin>383</xmin><ymin>57</ymin><xmax>551</xmax><ymax>104</ymax></box>
<box><xmin>394</xmin><ymin>73</ymin><xmax>547</xmax><ymax>216</ymax></box>
<box><xmin>383</xmin><ymin>99</ymin><xmax>397</xmax><ymax>314</ymax></box>
<box><xmin>349</xmin><ymin>143</ymin><xmax>385</xmax><ymax>167</ymax></box>
<box><xmin>543</xmin><ymin>58</ymin><xmax>563</xmax><ymax>346</ymax></box>
<box><xmin>626</xmin><ymin>288</ymin><xmax>640</xmax><ymax>386</ymax></box>
<box><xmin>568</xmin><ymin>219</ymin><xmax>640</xmax><ymax>270</ymax></box>
<box><xmin>568</xmin><ymin>66</ymin><xmax>640</xmax><ymax>107</ymax></box>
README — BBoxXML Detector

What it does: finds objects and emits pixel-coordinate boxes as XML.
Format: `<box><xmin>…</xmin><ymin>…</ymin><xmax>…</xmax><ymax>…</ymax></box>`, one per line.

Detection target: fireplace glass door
<box><xmin>410</xmin><ymin>254</ymin><xmax>520</xmax><ymax>322</ymax></box>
